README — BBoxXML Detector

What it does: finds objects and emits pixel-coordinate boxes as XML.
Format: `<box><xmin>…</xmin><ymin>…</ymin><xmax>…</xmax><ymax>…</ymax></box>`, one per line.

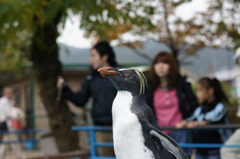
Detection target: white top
<box><xmin>0</xmin><ymin>96</ymin><xmax>24</xmax><ymax>123</ymax></box>
<box><xmin>9</xmin><ymin>107</ymin><xmax>25</xmax><ymax>119</ymax></box>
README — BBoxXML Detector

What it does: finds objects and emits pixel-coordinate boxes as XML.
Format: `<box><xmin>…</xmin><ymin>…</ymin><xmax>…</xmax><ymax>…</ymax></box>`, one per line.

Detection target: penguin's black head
<box><xmin>98</xmin><ymin>67</ymin><xmax>147</xmax><ymax>96</ymax></box>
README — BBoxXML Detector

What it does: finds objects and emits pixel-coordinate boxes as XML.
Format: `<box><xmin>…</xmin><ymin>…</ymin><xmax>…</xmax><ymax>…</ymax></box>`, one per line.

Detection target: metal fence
<box><xmin>1</xmin><ymin>125</ymin><xmax>240</xmax><ymax>159</ymax></box>
<box><xmin>72</xmin><ymin>124</ymin><xmax>240</xmax><ymax>159</ymax></box>
<box><xmin>0</xmin><ymin>129</ymin><xmax>46</xmax><ymax>159</ymax></box>
<box><xmin>0</xmin><ymin>129</ymin><xmax>90</xmax><ymax>159</ymax></box>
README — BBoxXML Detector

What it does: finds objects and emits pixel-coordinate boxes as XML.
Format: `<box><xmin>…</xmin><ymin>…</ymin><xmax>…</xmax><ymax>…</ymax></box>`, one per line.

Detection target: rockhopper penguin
<box><xmin>98</xmin><ymin>67</ymin><xmax>188</xmax><ymax>159</ymax></box>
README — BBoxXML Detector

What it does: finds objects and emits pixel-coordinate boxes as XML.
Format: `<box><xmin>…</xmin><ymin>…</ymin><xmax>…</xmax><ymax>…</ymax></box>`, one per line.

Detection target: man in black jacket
<box><xmin>57</xmin><ymin>41</ymin><xmax>117</xmax><ymax>157</ymax></box>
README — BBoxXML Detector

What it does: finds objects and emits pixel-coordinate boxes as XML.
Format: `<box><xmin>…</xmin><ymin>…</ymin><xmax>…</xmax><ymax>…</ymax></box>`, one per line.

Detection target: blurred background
<box><xmin>0</xmin><ymin>0</ymin><xmax>240</xmax><ymax>158</ymax></box>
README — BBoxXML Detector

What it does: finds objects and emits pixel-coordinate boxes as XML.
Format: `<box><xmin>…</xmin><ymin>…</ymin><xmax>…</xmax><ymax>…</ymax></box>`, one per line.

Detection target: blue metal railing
<box><xmin>72</xmin><ymin>126</ymin><xmax>114</xmax><ymax>159</ymax></box>
<box><xmin>72</xmin><ymin>125</ymin><xmax>240</xmax><ymax>159</ymax></box>
<box><xmin>0</xmin><ymin>129</ymin><xmax>47</xmax><ymax>145</ymax></box>
<box><xmin>0</xmin><ymin>129</ymin><xmax>47</xmax><ymax>135</ymax></box>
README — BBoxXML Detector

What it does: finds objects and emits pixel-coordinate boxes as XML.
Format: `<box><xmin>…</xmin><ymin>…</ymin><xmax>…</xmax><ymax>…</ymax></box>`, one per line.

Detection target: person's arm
<box><xmin>175</xmin><ymin>120</ymin><xmax>187</xmax><ymax>128</ymax></box>
<box><xmin>62</xmin><ymin>78</ymin><xmax>91</xmax><ymax>107</ymax></box>
<box><xmin>187</xmin><ymin>104</ymin><xmax>226</xmax><ymax>128</ymax></box>
<box><xmin>176</xmin><ymin>106</ymin><xmax>201</xmax><ymax>128</ymax></box>
<box><xmin>204</xmin><ymin>103</ymin><xmax>227</xmax><ymax>122</ymax></box>
<box><xmin>186</xmin><ymin>107</ymin><xmax>207</xmax><ymax>128</ymax></box>
<box><xmin>186</xmin><ymin>106</ymin><xmax>201</xmax><ymax>122</ymax></box>
<box><xmin>187</xmin><ymin>120</ymin><xmax>207</xmax><ymax>128</ymax></box>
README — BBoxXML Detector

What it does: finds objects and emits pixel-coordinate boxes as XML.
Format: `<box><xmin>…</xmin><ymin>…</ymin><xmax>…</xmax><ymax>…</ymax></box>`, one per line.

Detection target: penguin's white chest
<box><xmin>112</xmin><ymin>91</ymin><xmax>154</xmax><ymax>159</ymax></box>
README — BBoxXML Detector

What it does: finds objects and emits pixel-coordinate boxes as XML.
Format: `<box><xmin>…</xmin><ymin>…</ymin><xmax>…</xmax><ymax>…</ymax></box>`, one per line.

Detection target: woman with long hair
<box><xmin>145</xmin><ymin>52</ymin><xmax>198</xmax><ymax>156</ymax></box>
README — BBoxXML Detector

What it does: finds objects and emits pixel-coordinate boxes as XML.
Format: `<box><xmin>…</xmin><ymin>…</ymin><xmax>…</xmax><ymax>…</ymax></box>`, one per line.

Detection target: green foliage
<box><xmin>177</xmin><ymin>0</ymin><xmax>240</xmax><ymax>51</ymax></box>
<box><xmin>0</xmin><ymin>43</ymin><xmax>29</xmax><ymax>72</ymax></box>
<box><xmin>0</xmin><ymin>0</ymin><xmax>157</xmax><ymax>73</ymax></box>
<box><xmin>0</xmin><ymin>0</ymin><xmax>160</xmax><ymax>152</ymax></box>
<box><xmin>69</xmin><ymin>0</ymin><xmax>156</xmax><ymax>40</ymax></box>
<box><xmin>0</xmin><ymin>0</ymin><xmax>239</xmax><ymax>71</ymax></box>
<box><xmin>221</xmin><ymin>81</ymin><xmax>238</xmax><ymax>106</ymax></box>
<box><xmin>136</xmin><ymin>0</ymin><xmax>240</xmax><ymax>57</ymax></box>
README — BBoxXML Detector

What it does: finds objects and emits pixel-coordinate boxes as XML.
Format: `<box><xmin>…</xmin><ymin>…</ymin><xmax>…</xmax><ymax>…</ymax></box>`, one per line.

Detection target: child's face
<box><xmin>196</xmin><ymin>83</ymin><xmax>213</xmax><ymax>103</ymax></box>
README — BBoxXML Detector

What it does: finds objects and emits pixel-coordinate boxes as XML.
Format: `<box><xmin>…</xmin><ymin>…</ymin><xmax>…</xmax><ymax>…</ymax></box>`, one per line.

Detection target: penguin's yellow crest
<box><xmin>118</xmin><ymin>68</ymin><xmax>147</xmax><ymax>95</ymax></box>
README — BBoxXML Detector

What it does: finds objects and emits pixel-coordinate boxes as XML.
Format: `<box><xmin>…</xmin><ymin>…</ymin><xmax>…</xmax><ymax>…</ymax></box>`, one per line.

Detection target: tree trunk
<box><xmin>162</xmin><ymin>0</ymin><xmax>179</xmax><ymax>65</ymax></box>
<box><xmin>30</xmin><ymin>12</ymin><xmax>79</xmax><ymax>152</ymax></box>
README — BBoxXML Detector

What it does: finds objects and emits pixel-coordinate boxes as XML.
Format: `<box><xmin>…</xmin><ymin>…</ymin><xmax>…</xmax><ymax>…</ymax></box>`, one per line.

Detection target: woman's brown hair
<box><xmin>149</xmin><ymin>52</ymin><xmax>179</xmax><ymax>90</ymax></box>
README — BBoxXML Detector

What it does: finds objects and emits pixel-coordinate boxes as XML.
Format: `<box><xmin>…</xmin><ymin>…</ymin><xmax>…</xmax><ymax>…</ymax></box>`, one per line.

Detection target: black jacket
<box><xmin>62</xmin><ymin>71</ymin><xmax>117</xmax><ymax>126</ymax></box>
<box><xmin>145</xmin><ymin>76</ymin><xmax>198</xmax><ymax>119</ymax></box>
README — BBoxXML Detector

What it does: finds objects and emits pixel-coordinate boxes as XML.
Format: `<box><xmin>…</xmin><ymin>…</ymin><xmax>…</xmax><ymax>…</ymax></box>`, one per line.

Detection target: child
<box><xmin>178</xmin><ymin>77</ymin><xmax>229</xmax><ymax>159</ymax></box>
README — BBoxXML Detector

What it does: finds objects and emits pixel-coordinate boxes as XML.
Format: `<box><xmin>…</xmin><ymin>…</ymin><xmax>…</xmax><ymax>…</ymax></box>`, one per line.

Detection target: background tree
<box><xmin>0</xmin><ymin>0</ymin><xmax>155</xmax><ymax>152</ymax></box>
<box><xmin>116</xmin><ymin>0</ymin><xmax>240</xmax><ymax>65</ymax></box>
<box><xmin>140</xmin><ymin>0</ymin><xmax>240</xmax><ymax>60</ymax></box>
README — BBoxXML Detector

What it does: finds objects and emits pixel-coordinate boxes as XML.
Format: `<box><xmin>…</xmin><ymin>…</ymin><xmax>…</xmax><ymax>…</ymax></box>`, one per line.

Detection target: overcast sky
<box><xmin>57</xmin><ymin>0</ymin><xmax>208</xmax><ymax>48</ymax></box>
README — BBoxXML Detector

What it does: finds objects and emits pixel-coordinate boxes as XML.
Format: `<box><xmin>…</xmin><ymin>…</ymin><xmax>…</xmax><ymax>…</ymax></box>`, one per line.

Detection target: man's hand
<box><xmin>57</xmin><ymin>76</ymin><xmax>65</xmax><ymax>89</ymax></box>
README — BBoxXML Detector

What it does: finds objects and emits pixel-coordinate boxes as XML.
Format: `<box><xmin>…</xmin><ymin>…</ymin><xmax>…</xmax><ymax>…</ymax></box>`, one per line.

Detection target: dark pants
<box><xmin>0</xmin><ymin>122</ymin><xmax>7</xmax><ymax>131</ymax></box>
<box><xmin>0</xmin><ymin>122</ymin><xmax>7</xmax><ymax>141</ymax></box>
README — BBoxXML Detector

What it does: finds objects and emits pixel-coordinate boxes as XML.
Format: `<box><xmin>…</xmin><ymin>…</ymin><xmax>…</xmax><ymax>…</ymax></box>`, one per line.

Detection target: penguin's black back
<box><xmin>130</xmin><ymin>95</ymin><xmax>177</xmax><ymax>159</ymax></box>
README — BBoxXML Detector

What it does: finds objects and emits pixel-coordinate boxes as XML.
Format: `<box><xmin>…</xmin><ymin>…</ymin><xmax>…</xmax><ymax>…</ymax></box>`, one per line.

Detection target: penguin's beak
<box><xmin>98</xmin><ymin>67</ymin><xmax>118</xmax><ymax>76</ymax></box>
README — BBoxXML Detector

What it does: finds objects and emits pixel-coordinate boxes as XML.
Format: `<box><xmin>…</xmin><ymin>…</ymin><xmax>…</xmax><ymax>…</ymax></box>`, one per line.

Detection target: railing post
<box><xmin>89</xmin><ymin>128</ymin><xmax>97</xmax><ymax>159</ymax></box>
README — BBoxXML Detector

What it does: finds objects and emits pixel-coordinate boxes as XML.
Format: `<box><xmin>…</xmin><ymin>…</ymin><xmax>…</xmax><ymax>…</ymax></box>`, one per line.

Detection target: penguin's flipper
<box><xmin>149</xmin><ymin>130</ymin><xmax>188</xmax><ymax>159</ymax></box>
